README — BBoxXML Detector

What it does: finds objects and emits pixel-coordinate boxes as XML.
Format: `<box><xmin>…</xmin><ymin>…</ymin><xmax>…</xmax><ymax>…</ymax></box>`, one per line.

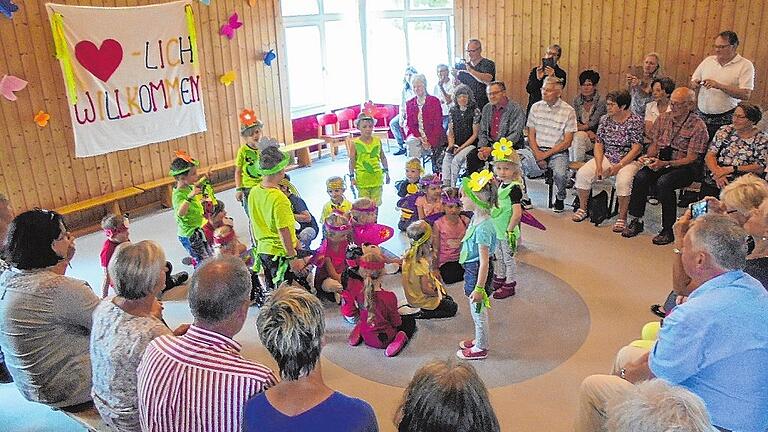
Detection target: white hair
<box><xmin>410</xmin><ymin>73</ymin><xmax>428</xmax><ymax>90</ymax></box>
<box><xmin>689</xmin><ymin>214</ymin><xmax>747</xmax><ymax>271</ymax></box>
<box><xmin>543</xmin><ymin>76</ymin><xmax>564</xmax><ymax>88</ymax></box>
<box><xmin>606</xmin><ymin>379</ymin><xmax>716</xmax><ymax>432</ymax></box>
<box><xmin>108</xmin><ymin>240</ymin><xmax>166</xmax><ymax>300</ymax></box>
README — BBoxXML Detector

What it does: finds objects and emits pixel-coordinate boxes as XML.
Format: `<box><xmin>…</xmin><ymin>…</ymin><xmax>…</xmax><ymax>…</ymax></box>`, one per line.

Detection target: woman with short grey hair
<box><xmin>244</xmin><ymin>285</ymin><xmax>378</xmax><ymax>431</ymax></box>
<box><xmin>90</xmin><ymin>240</ymin><xmax>188</xmax><ymax>431</ymax></box>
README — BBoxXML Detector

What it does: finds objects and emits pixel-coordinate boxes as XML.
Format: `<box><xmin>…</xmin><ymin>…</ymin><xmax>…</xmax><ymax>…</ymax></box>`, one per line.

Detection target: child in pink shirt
<box><xmin>415</xmin><ymin>174</ymin><xmax>444</xmax><ymax>221</ymax></box>
<box><xmin>313</xmin><ymin>212</ymin><xmax>353</xmax><ymax>305</ymax></box>
<box><xmin>432</xmin><ymin>188</ymin><xmax>470</xmax><ymax>284</ymax></box>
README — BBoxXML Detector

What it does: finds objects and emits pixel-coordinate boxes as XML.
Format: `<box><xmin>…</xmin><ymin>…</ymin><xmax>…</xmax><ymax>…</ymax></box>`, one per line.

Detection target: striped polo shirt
<box><xmin>137</xmin><ymin>325</ymin><xmax>277</xmax><ymax>432</ymax></box>
<box><xmin>526</xmin><ymin>98</ymin><xmax>578</xmax><ymax>150</ymax></box>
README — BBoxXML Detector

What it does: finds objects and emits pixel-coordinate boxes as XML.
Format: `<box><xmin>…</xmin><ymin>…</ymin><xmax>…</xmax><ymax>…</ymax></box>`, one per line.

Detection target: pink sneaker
<box><xmin>456</xmin><ymin>347</ymin><xmax>488</xmax><ymax>360</ymax></box>
<box><xmin>385</xmin><ymin>331</ymin><xmax>408</xmax><ymax>357</ymax></box>
<box><xmin>348</xmin><ymin>325</ymin><xmax>362</xmax><ymax>346</ymax></box>
<box><xmin>458</xmin><ymin>339</ymin><xmax>475</xmax><ymax>350</ymax></box>
<box><xmin>492</xmin><ymin>281</ymin><xmax>516</xmax><ymax>299</ymax></box>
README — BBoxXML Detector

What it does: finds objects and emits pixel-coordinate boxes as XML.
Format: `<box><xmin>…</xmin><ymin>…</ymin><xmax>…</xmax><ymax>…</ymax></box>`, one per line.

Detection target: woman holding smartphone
<box><xmin>626</xmin><ymin>53</ymin><xmax>661</xmax><ymax>118</ymax></box>
<box><xmin>525</xmin><ymin>44</ymin><xmax>567</xmax><ymax>114</ymax></box>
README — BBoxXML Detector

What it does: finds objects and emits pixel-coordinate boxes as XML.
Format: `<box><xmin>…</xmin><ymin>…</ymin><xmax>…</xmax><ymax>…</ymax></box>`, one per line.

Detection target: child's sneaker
<box><xmin>458</xmin><ymin>339</ymin><xmax>475</xmax><ymax>350</ymax></box>
<box><xmin>348</xmin><ymin>325</ymin><xmax>362</xmax><ymax>346</ymax></box>
<box><xmin>492</xmin><ymin>281</ymin><xmax>516</xmax><ymax>299</ymax></box>
<box><xmin>181</xmin><ymin>256</ymin><xmax>195</xmax><ymax>266</ymax></box>
<box><xmin>491</xmin><ymin>277</ymin><xmax>505</xmax><ymax>290</ymax></box>
<box><xmin>385</xmin><ymin>331</ymin><xmax>408</xmax><ymax>357</ymax></box>
<box><xmin>456</xmin><ymin>347</ymin><xmax>488</xmax><ymax>360</ymax></box>
<box><xmin>342</xmin><ymin>315</ymin><xmax>358</xmax><ymax>325</ymax></box>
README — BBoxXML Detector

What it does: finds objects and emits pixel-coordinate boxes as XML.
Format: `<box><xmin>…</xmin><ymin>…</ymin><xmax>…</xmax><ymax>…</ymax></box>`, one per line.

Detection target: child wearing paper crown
<box><xmin>321</xmin><ymin>176</ymin><xmax>353</xmax><ymax>222</ymax></box>
<box><xmin>415</xmin><ymin>174</ymin><xmax>444</xmax><ymax>221</ymax></box>
<box><xmin>395</xmin><ymin>158</ymin><xmax>423</xmax><ymax>231</ymax></box>
<box><xmin>235</xmin><ymin>109</ymin><xmax>263</xmax><ymax>217</ymax></box>
<box><xmin>432</xmin><ymin>187</ymin><xmax>470</xmax><ymax>284</ymax></box>
<box><xmin>312</xmin><ymin>212</ymin><xmax>353</xmax><ymax>304</ymax></box>
<box><xmin>489</xmin><ymin>140</ymin><xmax>524</xmax><ymax>300</ymax></box>
<box><xmin>349</xmin><ymin>114</ymin><xmax>390</xmax><ymax>207</ymax></box>
<box><xmin>456</xmin><ymin>169</ymin><xmax>498</xmax><ymax>360</ymax></box>
<box><xmin>402</xmin><ymin>220</ymin><xmax>458</xmax><ymax>319</ymax></box>
<box><xmin>348</xmin><ymin>245</ymin><xmax>416</xmax><ymax>357</ymax></box>
<box><xmin>350</xmin><ymin>198</ymin><xmax>400</xmax><ymax>273</ymax></box>
<box><xmin>170</xmin><ymin>151</ymin><xmax>213</xmax><ymax>268</ymax></box>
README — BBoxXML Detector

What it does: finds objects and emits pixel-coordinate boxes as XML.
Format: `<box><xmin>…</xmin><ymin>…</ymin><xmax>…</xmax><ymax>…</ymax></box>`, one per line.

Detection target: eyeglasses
<box><xmin>713</xmin><ymin>44</ymin><xmax>733</xmax><ymax>49</ymax></box>
<box><xmin>465</xmin><ymin>47</ymin><xmax>480</xmax><ymax>53</ymax></box>
<box><xmin>487</xmin><ymin>90</ymin><xmax>504</xmax><ymax>96</ymax></box>
<box><xmin>733</xmin><ymin>113</ymin><xmax>748</xmax><ymax>119</ymax></box>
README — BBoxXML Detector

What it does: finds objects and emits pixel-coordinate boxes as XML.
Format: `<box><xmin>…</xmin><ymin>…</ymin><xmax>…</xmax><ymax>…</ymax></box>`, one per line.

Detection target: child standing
<box><xmin>170</xmin><ymin>151</ymin><xmax>212</xmax><ymax>267</ymax></box>
<box><xmin>415</xmin><ymin>174</ymin><xmax>444</xmax><ymax>221</ymax></box>
<box><xmin>349</xmin><ymin>114</ymin><xmax>390</xmax><ymax>206</ymax></box>
<box><xmin>490</xmin><ymin>142</ymin><xmax>524</xmax><ymax>299</ymax></box>
<box><xmin>312</xmin><ymin>212</ymin><xmax>352</xmax><ymax>302</ymax></box>
<box><xmin>456</xmin><ymin>169</ymin><xmax>498</xmax><ymax>360</ymax></box>
<box><xmin>395</xmin><ymin>158</ymin><xmax>423</xmax><ymax>231</ymax></box>
<box><xmin>349</xmin><ymin>245</ymin><xmax>416</xmax><ymax>357</ymax></box>
<box><xmin>234</xmin><ymin>109</ymin><xmax>263</xmax><ymax>217</ymax></box>
<box><xmin>321</xmin><ymin>176</ymin><xmax>352</xmax><ymax>222</ymax></box>
<box><xmin>99</xmin><ymin>214</ymin><xmax>187</xmax><ymax>298</ymax></box>
<box><xmin>278</xmin><ymin>175</ymin><xmax>318</xmax><ymax>250</ymax></box>
<box><xmin>432</xmin><ymin>188</ymin><xmax>470</xmax><ymax>284</ymax></box>
<box><xmin>402</xmin><ymin>220</ymin><xmax>458</xmax><ymax>319</ymax></box>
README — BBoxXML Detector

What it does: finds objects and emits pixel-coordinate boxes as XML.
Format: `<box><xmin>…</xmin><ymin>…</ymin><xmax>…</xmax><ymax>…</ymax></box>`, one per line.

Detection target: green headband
<box><xmin>169</xmin><ymin>158</ymin><xmax>200</xmax><ymax>176</ymax></box>
<box><xmin>257</xmin><ymin>151</ymin><xmax>290</xmax><ymax>176</ymax></box>
<box><xmin>461</xmin><ymin>177</ymin><xmax>491</xmax><ymax>210</ymax></box>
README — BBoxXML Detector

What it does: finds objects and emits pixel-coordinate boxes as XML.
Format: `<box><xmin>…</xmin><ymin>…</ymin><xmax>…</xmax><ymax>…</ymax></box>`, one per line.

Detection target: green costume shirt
<box><xmin>353</xmin><ymin>137</ymin><xmax>384</xmax><ymax>188</ymax></box>
<box><xmin>172</xmin><ymin>185</ymin><xmax>205</xmax><ymax>237</ymax></box>
<box><xmin>490</xmin><ymin>182</ymin><xmax>523</xmax><ymax>247</ymax></box>
<box><xmin>248</xmin><ymin>184</ymin><xmax>298</xmax><ymax>256</ymax></box>
<box><xmin>235</xmin><ymin>144</ymin><xmax>261</xmax><ymax>189</ymax></box>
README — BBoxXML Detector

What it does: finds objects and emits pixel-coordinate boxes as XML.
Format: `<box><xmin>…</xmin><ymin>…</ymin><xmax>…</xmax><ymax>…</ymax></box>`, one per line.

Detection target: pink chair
<box><xmin>372</xmin><ymin>105</ymin><xmax>393</xmax><ymax>152</ymax></box>
<box><xmin>334</xmin><ymin>108</ymin><xmax>360</xmax><ymax>136</ymax></box>
<box><xmin>316</xmin><ymin>113</ymin><xmax>350</xmax><ymax>159</ymax></box>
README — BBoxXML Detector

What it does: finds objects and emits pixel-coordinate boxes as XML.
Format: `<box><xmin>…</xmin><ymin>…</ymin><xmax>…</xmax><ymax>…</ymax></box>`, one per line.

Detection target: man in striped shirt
<box><xmin>137</xmin><ymin>255</ymin><xmax>277</xmax><ymax>432</ymax></box>
<box><xmin>518</xmin><ymin>76</ymin><xmax>578</xmax><ymax>212</ymax></box>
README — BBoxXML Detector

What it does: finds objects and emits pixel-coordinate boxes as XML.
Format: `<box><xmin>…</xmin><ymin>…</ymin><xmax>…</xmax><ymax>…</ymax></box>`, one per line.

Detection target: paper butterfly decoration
<box><xmin>219</xmin><ymin>13</ymin><xmax>242</xmax><ymax>39</ymax></box>
<box><xmin>0</xmin><ymin>74</ymin><xmax>27</xmax><ymax>101</ymax></box>
<box><xmin>0</xmin><ymin>0</ymin><xmax>18</xmax><ymax>19</ymax></box>
<box><xmin>263</xmin><ymin>49</ymin><xmax>276</xmax><ymax>66</ymax></box>
<box><xmin>34</xmin><ymin>110</ymin><xmax>50</xmax><ymax>127</ymax></box>
<box><xmin>219</xmin><ymin>70</ymin><xmax>236</xmax><ymax>86</ymax></box>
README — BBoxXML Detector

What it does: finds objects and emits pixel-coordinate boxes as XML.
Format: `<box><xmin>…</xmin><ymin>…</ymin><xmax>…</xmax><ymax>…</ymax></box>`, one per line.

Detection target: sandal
<box><xmin>571</xmin><ymin>208</ymin><xmax>588</xmax><ymax>222</ymax></box>
<box><xmin>612</xmin><ymin>219</ymin><xmax>626</xmax><ymax>233</ymax></box>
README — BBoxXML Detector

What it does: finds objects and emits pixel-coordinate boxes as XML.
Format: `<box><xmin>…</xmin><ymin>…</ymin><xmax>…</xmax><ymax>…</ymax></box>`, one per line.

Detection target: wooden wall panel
<box><xmin>0</xmin><ymin>0</ymin><xmax>292</xmax><ymax>217</ymax></box>
<box><xmin>455</xmin><ymin>0</ymin><xmax>768</xmax><ymax>111</ymax></box>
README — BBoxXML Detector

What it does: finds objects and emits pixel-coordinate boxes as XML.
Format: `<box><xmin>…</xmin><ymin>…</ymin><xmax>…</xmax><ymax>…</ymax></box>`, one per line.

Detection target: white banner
<box><xmin>46</xmin><ymin>1</ymin><xmax>206</xmax><ymax>157</ymax></box>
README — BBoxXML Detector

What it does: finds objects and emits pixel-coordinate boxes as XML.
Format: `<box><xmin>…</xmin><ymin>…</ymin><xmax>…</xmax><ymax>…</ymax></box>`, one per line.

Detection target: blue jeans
<box><xmin>178</xmin><ymin>228</ymin><xmax>211</xmax><ymax>268</ymax></box>
<box><xmin>518</xmin><ymin>148</ymin><xmax>570</xmax><ymax>200</ymax></box>
<box><xmin>389</xmin><ymin>115</ymin><xmax>405</xmax><ymax>148</ymax></box>
<box><xmin>463</xmin><ymin>260</ymin><xmax>493</xmax><ymax>351</ymax></box>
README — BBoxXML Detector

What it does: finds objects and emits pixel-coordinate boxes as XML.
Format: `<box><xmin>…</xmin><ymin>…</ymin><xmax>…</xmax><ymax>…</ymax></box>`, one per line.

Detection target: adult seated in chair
<box><xmin>518</xmin><ymin>77</ymin><xmax>577</xmax><ymax>212</ymax></box>
<box><xmin>700</xmin><ymin>102</ymin><xmax>768</xmax><ymax>198</ymax></box>
<box><xmin>391</xmin><ymin>66</ymin><xmax>418</xmax><ymax>156</ymax></box>
<box><xmin>644</xmin><ymin>77</ymin><xmax>675</xmax><ymax>133</ymax></box>
<box><xmin>576</xmin><ymin>214</ymin><xmax>768</xmax><ymax>432</ymax></box>
<box><xmin>573</xmin><ymin>90</ymin><xmax>643</xmax><ymax>232</ymax></box>
<box><xmin>571</xmin><ymin>69</ymin><xmax>607</xmax><ymax>163</ymax></box>
<box><xmin>0</xmin><ymin>209</ymin><xmax>99</xmax><ymax>412</ymax></box>
<box><xmin>463</xmin><ymin>81</ymin><xmax>525</xmax><ymax>177</ymax></box>
<box><xmin>404</xmin><ymin>74</ymin><xmax>445</xmax><ymax>173</ymax></box>
<box><xmin>244</xmin><ymin>284</ymin><xmax>378</xmax><ymax>431</ymax></box>
<box><xmin>442</xmin><ymin>84</ymin><xmax>481</xmax><ymax>187</ymax></box>
<box><xmin>622</xmin><ymin>87</ymin><xmax>709</xmax><ymax>245</ymax></box>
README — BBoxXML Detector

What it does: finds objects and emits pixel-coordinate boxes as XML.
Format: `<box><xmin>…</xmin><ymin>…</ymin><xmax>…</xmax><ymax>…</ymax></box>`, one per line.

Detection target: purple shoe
<box><xmin>385</xmin><ymin>331</ymin><xmax>408</xmax><ymax>357</ymax></box>
<box><xmin>492</xmin><ymin>277</ymin><xmax>505</xmax><ymax>290</ymax></box>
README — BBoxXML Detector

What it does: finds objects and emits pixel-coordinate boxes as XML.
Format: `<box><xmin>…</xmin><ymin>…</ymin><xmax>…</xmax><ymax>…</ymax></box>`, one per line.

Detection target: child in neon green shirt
<box><xmin>235</xmin><ymin>109</ymin><xmax>263</xmax><ymax>217</ymax></box>
<box><xmin>170</xmin><ymin>152</ymin><xmax>212</xmax><ymax>267</ymax></box>
<box><xmin>349</xmin><ymin>114</ymin><xmax>390</xmax><ymax>206</ymax></box>
<box><xmin>321</xmin><ymin>176</ymin><xmax>353</xmax><ymax>222</ymax></box>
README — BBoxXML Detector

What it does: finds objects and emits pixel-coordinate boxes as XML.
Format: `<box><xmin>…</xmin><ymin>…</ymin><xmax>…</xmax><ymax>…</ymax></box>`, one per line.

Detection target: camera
<box><xmin>454</xmin><ymin>58</ymin><xmax>467</xmax><ymax>70</ymax></box>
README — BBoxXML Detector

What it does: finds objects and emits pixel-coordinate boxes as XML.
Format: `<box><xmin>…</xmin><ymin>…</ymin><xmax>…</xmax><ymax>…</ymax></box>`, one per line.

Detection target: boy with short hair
<box><xmin>321</xmin><ymin>176</ymin><xmax>352</xmax><ymax>222</ymax></box>
<box><xmin>170</xmin><ymin>151</ymin><xmax>212</xmax><ymax>267</ymax></box>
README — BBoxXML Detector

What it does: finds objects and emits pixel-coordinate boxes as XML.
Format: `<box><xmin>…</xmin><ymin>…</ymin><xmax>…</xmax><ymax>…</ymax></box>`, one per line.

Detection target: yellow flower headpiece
<box><xmin>326</xmin><ymin>176</ymin><xmax>346</xmax><ymax>191</ymax></box>
<box><xmin>491</xmin><ymin>138</ymin><xmax>520</xmax><ymax>164</ymax></box>
<box><xmin>468</xmin><ymin>169</ymin><xmax>494</xmax><ymax>192</ymax></box>
<box><xmin>405</xmin><ymin>158</ymin><xmax>424</xmax><ymax>174</ymax></box>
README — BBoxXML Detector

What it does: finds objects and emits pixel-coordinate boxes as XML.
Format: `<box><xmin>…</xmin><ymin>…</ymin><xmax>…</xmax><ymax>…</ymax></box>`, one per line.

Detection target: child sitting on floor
<box><xmin>395</xmin><ymin>158</ymin><xmax>424</xmax><ymax>231</ymax></box>
<box><xmin>321</xmin><ymin>176</ymin><xmax>353</xmax><ymax>222</ymax></box>
<box><xmin>349</xmin><ymin>114</ymin><xmax>390</xmax><ymax>207</ymax></box>
<box><xmin>170</xmin><ymin>151</ymin><xmax>212</xmax><ymax>267</ymax></box>
<box><xmin>313</xmin><ymin>212</ymin><xmax>353</xmax><ymax>303</ymax></box>
<box><xmin>99</xmin><ymin>213</ymin><xmax>187</xmax><ymax>298</ymax></box>
<box><xmin>432</xmin><ymin>188</ymin><xmax>470</xmax><ymax>284</ymax></box>
<box><xmin>348</xmin><ymin>245</ymin><xmax>416</xmax><ymax>357</ymax></box>
<box><xmin>416</xmin><ymin>174</ymin><xmax>444</xmax><ymax>221</ymax></box>
<box><xmin>350</xmin><ymin>198</ymin><xmax>400</xmax><ymax>273</ymax></box>
<box><xmin>402</xmin><ymin>220</ymin><xmax>458</xmax><ymax>319</ymax></box>
<box><xmin>202</xmin><ymin>201</ymin><xmax>232</xmax><ymax>246</ymax></box>
<box><xmin>278</xmin><ymin>175</ymin><xmax>318</xmax><ymax>250</ymax></box>
<box><xmin>340</xmin><ymin>243</ymin><xmax>365</xmax><ymax>324</ymax></box>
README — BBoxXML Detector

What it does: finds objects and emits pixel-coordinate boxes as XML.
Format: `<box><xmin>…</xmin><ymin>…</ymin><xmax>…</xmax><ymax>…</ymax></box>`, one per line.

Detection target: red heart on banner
<box><xmin>74</xmin><ymin>39</ymin><xmax>123</xmax><ymax>82</ymax></box>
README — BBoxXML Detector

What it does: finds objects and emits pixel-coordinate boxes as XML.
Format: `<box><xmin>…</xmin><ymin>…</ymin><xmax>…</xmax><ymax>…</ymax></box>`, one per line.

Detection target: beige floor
<box><xmin>1</xmin><ymin>151</ymin><xmax>676</xmax><ymax>431</ymax></box>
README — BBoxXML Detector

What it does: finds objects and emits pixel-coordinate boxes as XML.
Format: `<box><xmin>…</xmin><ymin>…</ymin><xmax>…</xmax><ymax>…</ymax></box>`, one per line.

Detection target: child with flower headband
<box><xmin>415</xmin><ymin>174</ymin><xmax>444</xmax><ymax>221</ymax></box>
<box><xmin>432</xmin><ymin>187</ymin><xmax>470</xmax><ymax>284</ymax></box>
<box><xmin>402</xmin><ymin>220</ymin><xmax>458</xmax><ymax>319</ymax></box>
<box><xmin>170</xmin><ymin>151</ymin><xmax>213</xmax><ymax>268</ymax></box>
<box><xmin>321</xmin><ymin>176</ymin><xmax>352</xmax><ymax>222</ymax></box>
<box><xmin>349</xmin><ymin>114</ymin><xmax>390</xmax><ymax>207</ymax></box>
<box><xmin>489</xmin><ymin>140</ymin><xmax>524</xmax><ymax>299</ymax></box>
<box><xmin>235</xmin><ymin>108</ymin><xmax>263</xmax><ymax>216</ymax></box>
<box><xmin>456</xmin><ymin>169</ymin><xmax>498</xmax><ymax>360</ymax></box>
<box><xmin>312</xmin><ymin>212</ymin><xmax>353</xmax><ymax>304</ymax></box>
<box><xmin>348</xmin><ymin>245</ymin><xmax>416</xmax><ymax>357</ymax></box>
<box><xmin>350</xmin><ymin>198</ymin><xmax>400</xmax><ymax>273</ymax></box>
<box><xmin>395</xmin><ymin>158</ymin><xmax>424</xmax><ymax>231</ymax></box>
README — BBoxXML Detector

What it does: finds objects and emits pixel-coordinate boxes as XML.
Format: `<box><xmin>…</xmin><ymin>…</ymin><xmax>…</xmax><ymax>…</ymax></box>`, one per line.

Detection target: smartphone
<box><xmin>627</xmin><ymin>65</ymin><xmax>644</xmax><ymax>78</ymax></box>
<box><xmin>690</xmin><ymin>200</ymin><xmax>708</xmax><ymax>219</ymax></box>
<box><xmin>542</xmin><ymin>57</ymin><xmax>556</xmax><ymax>70</ymax></box>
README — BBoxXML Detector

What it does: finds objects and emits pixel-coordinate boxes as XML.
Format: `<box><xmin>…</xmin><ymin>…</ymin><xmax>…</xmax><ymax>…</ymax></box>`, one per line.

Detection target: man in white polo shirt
<box><xmin>518</xmin><ymin>76</ymin><xmax>577</xmax><ymax>212</ymax></box>
<box><xmin>691</xmin><ymin>30</ymin><xmax>755</xmax><ymax>139</ymax></box>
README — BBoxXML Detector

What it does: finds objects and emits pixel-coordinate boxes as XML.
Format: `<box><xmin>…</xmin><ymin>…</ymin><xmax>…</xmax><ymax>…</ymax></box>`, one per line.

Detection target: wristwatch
<box><xmin>619</xmin><ymin>368</ymin><xmax>627</xmax><ymax>380</ymax></box>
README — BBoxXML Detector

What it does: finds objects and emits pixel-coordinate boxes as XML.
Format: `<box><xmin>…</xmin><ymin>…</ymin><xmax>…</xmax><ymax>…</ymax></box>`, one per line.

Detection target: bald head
<box><xmin>188</xmin><ymin>255</ymin><xmax>251</xmax><ymax>325</ymax></box>
<box><xmin>671</xmin><ymin>87</ymin><xmax>695</xmax><ymax>102</ymax></box>
<box><xmin>670</xmin><ymin>87</ymin><xmax>696</xmax><ymax>117</ymax></box>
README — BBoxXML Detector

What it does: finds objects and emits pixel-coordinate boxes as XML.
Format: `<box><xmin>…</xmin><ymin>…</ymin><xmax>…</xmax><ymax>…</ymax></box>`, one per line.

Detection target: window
<box><xmin>282</xmin><ymin>0</ymin><xmax>453</xmax><ymax>117</ymax></box>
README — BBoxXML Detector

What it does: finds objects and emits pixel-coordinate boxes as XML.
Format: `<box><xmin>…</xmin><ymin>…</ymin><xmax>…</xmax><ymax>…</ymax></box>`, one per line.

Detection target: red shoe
<box><xmin>492</xmin><ymin>277</ymin><xmax>505</xmax><ymax>290</ymax></box>
<box><xmin>456</xmin><ymin>347</ymin><xmax>488</xmax><ymax>360</ymax></box>
<box><xmin>348</xmin><ymin>325</ymin><xmax>362</xmax><ymax>346</ymax></box>
<box><xmin>385</xmin><ymin>331</ymin><xmax>408</xmax><ymax>357</ymax></box>
<box><xmin>492</xmin><ymin>282</ymin><xmax>516</xmax><ymax>299</ymax></box>
<box><xmin>458</xmin><ymin>339</ymin><xmax>475</xmax><ymax>350</ymax></box>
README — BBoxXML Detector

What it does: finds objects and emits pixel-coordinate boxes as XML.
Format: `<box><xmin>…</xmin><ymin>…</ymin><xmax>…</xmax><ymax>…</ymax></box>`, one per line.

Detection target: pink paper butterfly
<box><xmin>0</xmin><ymin>74</ymin><xmax>27</xmax><ymax>101</ymax></box>
<box><xmin>219</xmin><ymin>12</ymin><xmax>242</xmax><ymax>40</ymax></box>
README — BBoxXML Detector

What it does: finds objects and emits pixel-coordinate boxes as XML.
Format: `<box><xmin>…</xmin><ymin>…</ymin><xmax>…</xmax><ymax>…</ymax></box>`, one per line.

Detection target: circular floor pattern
<box><xmin>321</xmin><ymin>261</ymin><xmax>591</xmax><ymax>389</ymax></box>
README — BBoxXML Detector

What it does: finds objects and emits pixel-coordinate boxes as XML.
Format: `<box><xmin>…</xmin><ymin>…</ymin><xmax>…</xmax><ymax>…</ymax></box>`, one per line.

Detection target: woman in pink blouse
<box><xmin>405</xmin><ymin>74</ymin><xmax>446</xmax><ymax>174</ymax></box>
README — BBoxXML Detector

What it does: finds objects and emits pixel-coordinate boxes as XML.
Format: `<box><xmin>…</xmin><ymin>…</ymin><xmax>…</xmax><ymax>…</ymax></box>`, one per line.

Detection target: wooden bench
<box><xmin>54</xmin><ymin>187</ymin><xmax>144</xmax><ymax>216</ymax></box>
<box><xmin>282</xmin><ymin>138</ymin><xmax>326</xmax><ymax>167</ymax></box>
<box><xmin>136</xmin><ymin>160</ymin><xmax>236</xmax><ymax>208</ymax></box>
<box><xmin>60</xmin><ymin>406</ymin><xmax>108</xmax><ymax>431</ymax></box>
